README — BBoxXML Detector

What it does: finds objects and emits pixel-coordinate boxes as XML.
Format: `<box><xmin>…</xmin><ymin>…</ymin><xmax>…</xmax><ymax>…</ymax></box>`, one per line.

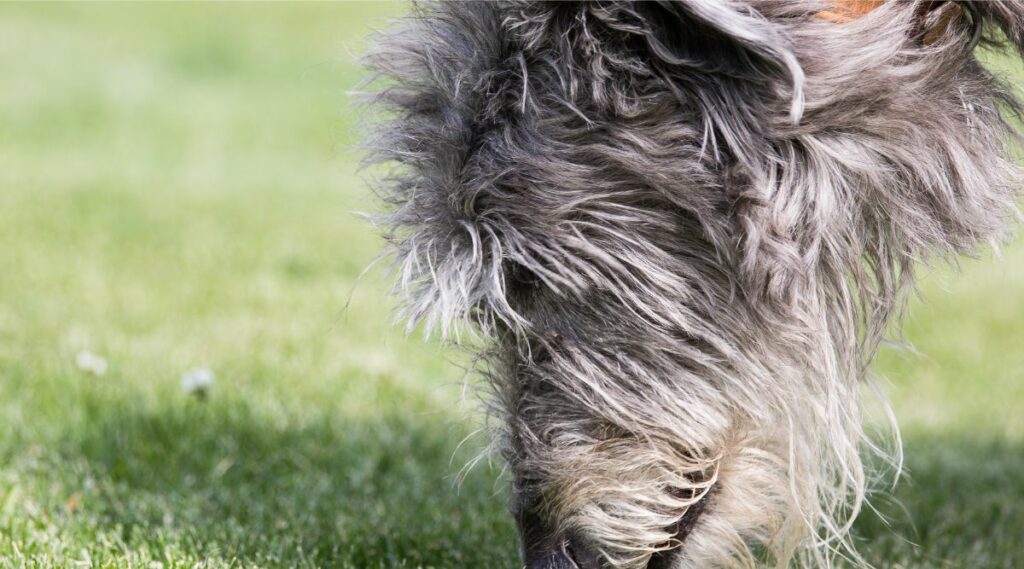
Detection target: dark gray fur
<box><xmin>365</xmin><ymin>1</ymin><xmax>1023</xmax><ymax>567</ymax></box>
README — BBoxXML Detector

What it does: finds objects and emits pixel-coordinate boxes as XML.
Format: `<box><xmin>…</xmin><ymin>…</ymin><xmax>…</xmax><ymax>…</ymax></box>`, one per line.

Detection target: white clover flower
<box><xmin>181</xmin><ymin>367</ymin><xmax>215</xmax><ymax>398</ymax></box>
<box><xmin>75</xmin><ymin>350</ymin><xmax>108</xmax><ymax>376</ymax></box>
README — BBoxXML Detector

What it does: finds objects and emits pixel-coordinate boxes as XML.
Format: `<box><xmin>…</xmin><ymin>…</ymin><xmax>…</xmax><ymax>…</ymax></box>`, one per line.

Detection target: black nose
<box><xmin>528</xmin><ymin>551</ymin><xmax>579</xmax><ymax>569</ymax></box>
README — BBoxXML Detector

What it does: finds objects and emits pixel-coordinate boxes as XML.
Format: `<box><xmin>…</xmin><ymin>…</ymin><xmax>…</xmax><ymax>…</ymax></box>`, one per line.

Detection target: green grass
<box><xmin>0</xmin><ymin>4</ymin><xmax>1020</xmax><ymax>568</ymax></box>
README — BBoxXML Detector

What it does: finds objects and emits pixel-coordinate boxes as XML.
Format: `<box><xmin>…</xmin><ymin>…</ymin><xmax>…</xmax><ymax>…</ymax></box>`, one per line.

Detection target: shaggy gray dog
<box><xmin>365</xmin><ymin>1</ymin><xmax>1023</xmax><ymax>567</ymax></box>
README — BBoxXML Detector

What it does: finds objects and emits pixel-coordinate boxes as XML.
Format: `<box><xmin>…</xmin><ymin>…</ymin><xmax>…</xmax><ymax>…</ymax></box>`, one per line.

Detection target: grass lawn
<box><xmin>0</xmin><ymin>4</ymin><xmax>1021</xmax><ymax>568</ymax></box>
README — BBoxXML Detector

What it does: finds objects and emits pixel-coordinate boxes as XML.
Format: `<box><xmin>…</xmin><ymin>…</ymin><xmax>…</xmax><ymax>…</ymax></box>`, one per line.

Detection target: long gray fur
<box><xmin>364</xmin><ymin>1</ymin><xmax>1024</xmax><ymax>567</ymax></box>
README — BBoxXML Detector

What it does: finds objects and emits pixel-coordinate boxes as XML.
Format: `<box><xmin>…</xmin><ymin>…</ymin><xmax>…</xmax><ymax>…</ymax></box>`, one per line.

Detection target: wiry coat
<box><xmin>365</xmin><ymin>1</ymin><xmax>1023</xmax><ymax>567</ymax></box>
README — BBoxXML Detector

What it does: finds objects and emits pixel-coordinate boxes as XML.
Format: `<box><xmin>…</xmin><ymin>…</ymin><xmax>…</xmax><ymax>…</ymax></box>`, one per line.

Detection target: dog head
<box><xmin>367</xmin><ymin>1</ymin><xmax>1022</xmax><ymax>567</ymax></box>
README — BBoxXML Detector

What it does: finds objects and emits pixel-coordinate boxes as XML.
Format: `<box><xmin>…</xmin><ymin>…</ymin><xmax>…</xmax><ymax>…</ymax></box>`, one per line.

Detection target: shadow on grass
<box><xmin>853</xmin><ymin>434</ymin><xmax>1024</xmax><ymax>569</ymax></box>
<box><xmin>19</xmin><ymin>397</ymin><xmax>518</xmax><ymax>568</ymax></box>
<box><xmin>10</xmin><ymin>396</ymin><xmax>1022</xmax><ymax>568</ymax></box>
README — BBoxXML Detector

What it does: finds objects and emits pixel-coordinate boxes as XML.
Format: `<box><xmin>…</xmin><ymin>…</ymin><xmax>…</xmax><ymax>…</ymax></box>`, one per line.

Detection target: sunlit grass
<box><xmin>0</xmin><ymin>4</ymin><xmax>1020</xmax><ymax>568</ymax></box>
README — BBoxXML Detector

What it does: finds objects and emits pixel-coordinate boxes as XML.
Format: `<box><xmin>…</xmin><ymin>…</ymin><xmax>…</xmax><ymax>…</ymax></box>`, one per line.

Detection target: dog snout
<box><xmin>527</xmin><ymin>550</ymin><xmax>579</xmax><ymax>569</ymax></box>
<box><xmin>529</xmin><ymin>540</ymin><xmax>609</xmax><ymax>569</ymax></box>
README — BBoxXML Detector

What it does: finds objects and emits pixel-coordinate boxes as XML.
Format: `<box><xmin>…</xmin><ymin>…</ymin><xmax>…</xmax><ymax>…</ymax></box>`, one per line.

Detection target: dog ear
<box><xmin>365</xmin><ymin>3</ymin><xmax>531</xmax><ymax>339</ymax></box>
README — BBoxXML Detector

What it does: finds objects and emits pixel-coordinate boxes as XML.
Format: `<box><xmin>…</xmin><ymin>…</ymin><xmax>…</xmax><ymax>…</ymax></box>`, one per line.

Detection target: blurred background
<box><xmin>0</xmin><ymin>4</ymin><xmax>1020</xmax><ymax>568</ymax></box>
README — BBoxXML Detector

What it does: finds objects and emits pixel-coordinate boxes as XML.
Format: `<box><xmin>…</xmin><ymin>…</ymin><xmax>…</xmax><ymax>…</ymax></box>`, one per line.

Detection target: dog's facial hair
<box><xmin>365</xmin><ymin>1</ymin><xmax>1023</xmax><ymax>567</ymax></box>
